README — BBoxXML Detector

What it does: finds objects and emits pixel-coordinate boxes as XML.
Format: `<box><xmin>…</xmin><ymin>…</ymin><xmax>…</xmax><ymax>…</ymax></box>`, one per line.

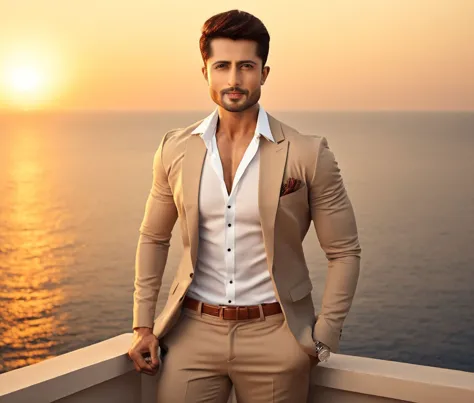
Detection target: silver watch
<box><xmin>315</xmin><ymin>341</ymin><xmax>331</xmax><ymax>362</ymax></box>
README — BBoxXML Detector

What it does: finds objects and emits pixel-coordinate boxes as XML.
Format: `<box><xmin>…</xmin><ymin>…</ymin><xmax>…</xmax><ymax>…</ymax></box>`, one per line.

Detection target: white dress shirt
<box><xmin>186</xmin><ymin>105</ymin><xmax>279</xmax><ymax>306</ymax></box>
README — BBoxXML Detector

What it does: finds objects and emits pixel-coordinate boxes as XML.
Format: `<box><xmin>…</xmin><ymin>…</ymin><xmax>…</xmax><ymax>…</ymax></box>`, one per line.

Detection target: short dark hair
<box><xmin>199</xmin><ymin>9</ymin><xmax>270</xmax><ymax>68</ymax></box>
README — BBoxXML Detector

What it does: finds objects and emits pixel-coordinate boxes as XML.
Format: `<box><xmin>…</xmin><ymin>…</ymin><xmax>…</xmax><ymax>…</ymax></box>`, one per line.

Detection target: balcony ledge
<box><xmin>1</xmin><ymin>333</ymin><xmax>473</xmax><ymax>403</ymax></box>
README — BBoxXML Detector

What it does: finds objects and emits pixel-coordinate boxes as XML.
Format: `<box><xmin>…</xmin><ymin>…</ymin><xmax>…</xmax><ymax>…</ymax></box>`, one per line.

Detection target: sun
<box><xmin>1</xmin><ymin>49</ymin><xmax>63</xmax><ymax>110</ymax></box>
<box><xmin>10</xmin><ymin>66</ymin><xmax>43</xmax><ymax>94</ymax></box>
<box><xmin>2</xmin><ymin>63</ymin><xmax>48</xmax><ymax>110</ymax></box>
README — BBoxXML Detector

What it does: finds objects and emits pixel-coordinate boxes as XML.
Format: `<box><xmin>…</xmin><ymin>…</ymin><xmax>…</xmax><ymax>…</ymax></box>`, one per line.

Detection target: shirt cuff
<box><xmin>132</xmin><ymin>305</ymin><xmax>155</xmax><ymax>330</ymax></box>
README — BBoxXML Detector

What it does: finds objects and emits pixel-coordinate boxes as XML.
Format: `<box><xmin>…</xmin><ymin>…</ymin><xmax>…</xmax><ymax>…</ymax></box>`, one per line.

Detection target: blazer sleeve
<box><xmin>132</xmin><ymin>131</ymin><xmax>179</xmax><ymax>330</ymax></box>
<box><xmin>309</xmin><ymin>136</ymin><xmax>362</xmax><ymax>352</ymax></box>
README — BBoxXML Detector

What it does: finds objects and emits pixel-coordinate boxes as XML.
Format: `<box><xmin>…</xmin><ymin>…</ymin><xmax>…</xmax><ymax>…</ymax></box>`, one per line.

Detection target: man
<box><xmin>128</xmin><ymin>9</ymin><xmax>361</xmax><ymax>403</ymax></box>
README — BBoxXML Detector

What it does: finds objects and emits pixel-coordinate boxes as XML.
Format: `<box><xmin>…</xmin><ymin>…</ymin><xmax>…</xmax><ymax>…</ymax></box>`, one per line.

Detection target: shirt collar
<box><xmin>191</xmin><ymin>105</ymin><xmax>275</xmax><ymax>148</ymax></box>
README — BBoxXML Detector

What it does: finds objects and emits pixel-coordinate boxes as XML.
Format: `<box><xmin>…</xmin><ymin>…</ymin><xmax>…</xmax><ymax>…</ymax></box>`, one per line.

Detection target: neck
<box><xmin>216</xmin><ymin>103</ymin><xmax>259</xmax><ymax>141</ymax></box>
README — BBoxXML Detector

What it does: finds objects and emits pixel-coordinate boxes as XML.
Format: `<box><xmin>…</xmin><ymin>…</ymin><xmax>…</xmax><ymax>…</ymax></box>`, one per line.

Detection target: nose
<box><xmin>227</xmin><ymin>65</ymin><xmax>241</xmax><ymax>88</ymax></box>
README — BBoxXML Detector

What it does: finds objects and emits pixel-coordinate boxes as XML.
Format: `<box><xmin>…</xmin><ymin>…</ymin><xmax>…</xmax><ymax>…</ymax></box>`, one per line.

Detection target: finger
<box><xmin>136</xmin><ymin>353</ymin><xmax>154</xmax><ymax>373</ymax></box>
<box><xmin>127</xmin><ymin>351</ymin><xmax>139</xmax><ymax>369</ymax></box>
<box><xmin>144</xmin><ymin>357</ymin><xmax>161</xmax><ymax>373</ymax></box>
<box><xmin>149</xmin><ymin>342</ymin><xmax>160</xmax><ymax>368</ymax></box>
<box><xmin>142</xmin><ymin>365</ymin><xmax>159</xmax><ymax>376</ymax></box>
<box><xmin>138</xmin><ymin>358</ymin><xmax>158</xmax><ymax>376</ymax></box>
<box><xmin>130</xmin><ymin>351</ymin><xmax>150</xmax><ymax>373</ymax></box>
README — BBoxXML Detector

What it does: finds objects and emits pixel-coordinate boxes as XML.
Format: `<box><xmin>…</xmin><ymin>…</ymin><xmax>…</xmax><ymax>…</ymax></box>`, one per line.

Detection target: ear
<box><xmin>261</xmin><ymin>65</ymin><xmax>270</xmax><ymax>85</ymax></box>
<box><xmin>201</xmin><ymin>66</ymin><xmax>208</xmax><ymax>82</ymax></box>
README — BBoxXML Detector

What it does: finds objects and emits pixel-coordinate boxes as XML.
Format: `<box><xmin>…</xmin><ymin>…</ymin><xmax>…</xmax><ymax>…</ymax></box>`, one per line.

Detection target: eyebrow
<box><xmin>211</xmin><ymin>60</ymin><xmax>257</xmax><ymax>67</ymax></box>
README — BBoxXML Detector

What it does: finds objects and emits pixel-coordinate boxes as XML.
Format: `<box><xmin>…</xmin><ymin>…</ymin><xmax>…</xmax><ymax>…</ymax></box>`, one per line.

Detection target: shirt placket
<box><xmin>209</xmin><ymin>133</ymin><xmax>260</xmax><ymax>305</ymax></box>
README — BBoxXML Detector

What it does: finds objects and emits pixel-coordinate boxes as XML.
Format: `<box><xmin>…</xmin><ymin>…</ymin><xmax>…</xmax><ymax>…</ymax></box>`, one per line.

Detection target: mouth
<box><xmin>226</xmin><ymin>92</ymin><xmax>245</xmax><ymax>99</ymax></box>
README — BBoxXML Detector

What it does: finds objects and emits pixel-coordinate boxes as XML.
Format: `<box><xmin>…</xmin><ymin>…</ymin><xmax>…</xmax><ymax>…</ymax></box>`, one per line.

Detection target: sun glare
<box><xmin>10</xmin><ymin>66</ymin><xmax>43</xmax><ymax>94</ymax></box>
<box><xmin>1</xmin><ymin>48</ymin><xmax>64</xmax><ymax>110</ymax></box>
<box><xmin>2</xmin><ymin>63</ymin><xmax>49</xmax><ymax>110</ymax></box>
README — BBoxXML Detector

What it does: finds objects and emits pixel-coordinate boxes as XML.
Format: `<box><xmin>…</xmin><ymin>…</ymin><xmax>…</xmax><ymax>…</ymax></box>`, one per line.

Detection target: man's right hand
<box><xmin>127</xmin><ymin>327</ymin><xmax>160</xmax><ymax>376</ymax></box>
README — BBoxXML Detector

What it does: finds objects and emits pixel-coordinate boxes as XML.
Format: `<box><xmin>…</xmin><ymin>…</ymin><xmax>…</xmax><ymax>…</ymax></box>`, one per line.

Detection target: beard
<box><xmin>211</xmin><ymin>87</ymin><xmax>261</xmax><ymax>113</ymax></box>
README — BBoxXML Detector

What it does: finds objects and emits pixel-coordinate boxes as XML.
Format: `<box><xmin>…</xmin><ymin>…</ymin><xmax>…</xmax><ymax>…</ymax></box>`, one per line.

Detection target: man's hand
<box><xmin>127</xmin><ymin>327</ymin><xmax>160</xmax><ymax>376</ymax></box>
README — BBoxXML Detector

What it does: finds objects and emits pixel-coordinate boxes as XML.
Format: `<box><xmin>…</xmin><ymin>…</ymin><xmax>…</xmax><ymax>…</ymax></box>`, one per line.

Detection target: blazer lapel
<box><xmin>182</xmin><ymin>134</ymin><xmax>207</xmax><ymax>270</ymax></box>
<box><xmin>259</xmin><ymin>114</ymin><xmax>288</xmax><ymax>275</ymax></box>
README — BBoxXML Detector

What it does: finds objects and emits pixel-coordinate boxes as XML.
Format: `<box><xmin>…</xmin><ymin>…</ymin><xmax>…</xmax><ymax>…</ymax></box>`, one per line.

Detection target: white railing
<box><xmin>0</xmin><ymin>334</ymin><xmax>473</xmax><ymax>403</ymax></box>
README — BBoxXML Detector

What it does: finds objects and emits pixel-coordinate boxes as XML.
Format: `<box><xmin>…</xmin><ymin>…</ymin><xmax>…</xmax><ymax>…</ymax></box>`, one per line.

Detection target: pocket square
<box><xmin>280</xmin><ymin>177</ymin><xmax>302</xmax><ymax>196</ymax></box>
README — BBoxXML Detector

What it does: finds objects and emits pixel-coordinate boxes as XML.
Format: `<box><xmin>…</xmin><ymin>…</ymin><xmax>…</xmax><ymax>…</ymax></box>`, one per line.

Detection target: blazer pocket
<box><xmin>279</xmin><ymin>183</ymin><xmax>307</xmax><ymax>204</ymax></box>
<box><xmin>288</xmin><ymin>279</ymin><xmax>313</xmax><ymax>302</ymax></box>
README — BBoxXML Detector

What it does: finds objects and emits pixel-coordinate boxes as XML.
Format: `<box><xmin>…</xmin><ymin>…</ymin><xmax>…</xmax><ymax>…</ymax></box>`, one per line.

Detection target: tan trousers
<box><xmin>155</xmin><ymin>303</ymin><xmax>318</xmax><ymax>403</ymax></box>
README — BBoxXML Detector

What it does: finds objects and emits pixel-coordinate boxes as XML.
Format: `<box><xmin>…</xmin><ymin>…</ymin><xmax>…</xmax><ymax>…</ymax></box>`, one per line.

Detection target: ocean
<box><xmin>0</xmin><ymin>110</ymin><xmax>473</xmax><ymax>374</ymax></box>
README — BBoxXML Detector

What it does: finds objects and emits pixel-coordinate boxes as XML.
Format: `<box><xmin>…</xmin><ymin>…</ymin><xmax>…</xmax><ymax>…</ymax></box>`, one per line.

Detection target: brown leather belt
<box><xmin>183</xmin><ymin>295</ymin><xmax>282</xmax><ymax>320</ymax></box>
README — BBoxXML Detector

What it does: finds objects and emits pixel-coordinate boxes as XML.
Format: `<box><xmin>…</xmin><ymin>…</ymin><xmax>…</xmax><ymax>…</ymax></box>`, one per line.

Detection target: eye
<box><xmin>242</xmin><ymin>64</ymin><xmax>253</xmax><ymax>69</ymax></box>
<box><xmin>215</xmin><ymin>63</ymin><xmax>226</xmax><ymax>69</ymax></box>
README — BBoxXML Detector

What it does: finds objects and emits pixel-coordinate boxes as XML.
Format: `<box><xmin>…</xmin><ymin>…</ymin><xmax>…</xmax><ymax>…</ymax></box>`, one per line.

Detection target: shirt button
<box><xmin>228</xmin><ymin>224</ymin><xmax>231</xmax><ymax>227</ymax></box>
<box><xmin>228</xmin><ymin>300</ymin><xmax>232</xmax><ymax>303</ymax></box>
<box><xmin>230</xmin><ymin>280</ymin><xmax>233</xmax><ymax>284</ymax></box>
<box><xmin>227</xmin><ymin>248</ymin><xmax>231</xmax><ymax>252</ymax></box>
<box><xmin>227</xmin><ymin>205</ymin><xmax>231</xmax><ymax>209</ymax></box>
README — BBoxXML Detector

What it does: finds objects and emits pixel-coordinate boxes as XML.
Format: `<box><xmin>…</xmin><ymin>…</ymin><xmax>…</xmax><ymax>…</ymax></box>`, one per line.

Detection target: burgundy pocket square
<box><xmin>280</xmin><ymin>177</ymin><xmax>302</xmax><ymax>196</ymax></box>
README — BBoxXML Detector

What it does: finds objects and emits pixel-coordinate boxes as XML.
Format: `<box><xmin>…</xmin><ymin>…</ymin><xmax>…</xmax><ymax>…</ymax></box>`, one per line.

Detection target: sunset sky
<box><xmin>0</xmin><ymin>0</ymin><xmax>473</xmax><ymax>111</ymax></box>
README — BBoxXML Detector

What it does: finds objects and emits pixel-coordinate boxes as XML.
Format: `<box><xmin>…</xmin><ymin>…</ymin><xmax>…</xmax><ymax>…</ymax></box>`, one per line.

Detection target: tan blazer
<box><xmin>133</xmin><ymin>112</ymin><xmax>361</xmax><ymax>356</ymax></box>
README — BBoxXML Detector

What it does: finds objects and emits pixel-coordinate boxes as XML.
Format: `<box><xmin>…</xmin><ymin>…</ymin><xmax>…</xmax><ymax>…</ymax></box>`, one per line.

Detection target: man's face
<box><xmin>202</xmin><ymin>38</ymin><xmax>270</xmax><ymax>113</ymax></box>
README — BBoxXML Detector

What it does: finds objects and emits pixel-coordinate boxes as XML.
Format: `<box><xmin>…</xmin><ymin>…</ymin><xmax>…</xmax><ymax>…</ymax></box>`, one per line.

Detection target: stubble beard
<box><xmin>212</xmin><ymin>88</ymin><xmax>261</xmax><ymax>113</ymax></box>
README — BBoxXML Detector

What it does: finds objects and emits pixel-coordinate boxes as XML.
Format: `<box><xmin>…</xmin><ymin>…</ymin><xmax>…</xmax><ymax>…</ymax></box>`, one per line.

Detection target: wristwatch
<box><xmin>314</xmin><ymin>341</ymin><xmax>331</xmax><ymax>362</ymax></box>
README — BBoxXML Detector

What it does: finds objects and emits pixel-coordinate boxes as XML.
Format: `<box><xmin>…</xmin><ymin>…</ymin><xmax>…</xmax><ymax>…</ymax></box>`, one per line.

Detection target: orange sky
<box><xmin>0</xmin><ymin>0</ymin><xmax>473</xmax><ymax>111</ymax></box>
